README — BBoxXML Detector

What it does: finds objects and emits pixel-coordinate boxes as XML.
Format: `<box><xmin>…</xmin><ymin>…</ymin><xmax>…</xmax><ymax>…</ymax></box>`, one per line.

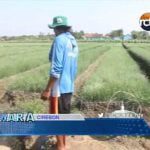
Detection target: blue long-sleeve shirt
<box><xmin>49</xmin><ymin>32</ymin><xmax>78</xmax><ymax>94</ymax></box>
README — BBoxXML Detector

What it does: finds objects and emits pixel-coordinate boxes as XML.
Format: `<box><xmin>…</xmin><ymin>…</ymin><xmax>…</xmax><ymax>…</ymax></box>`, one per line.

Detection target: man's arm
<box><xmin>41</xmin><ymin>38</ymin><xmax>63</xmax><ymax>100</ymax></box>
<box><xmin>41</xmin><ymin>76</ymin><xmax>57</xmax><ymax>100</ymax></box>
<box><xmin>45</xmin><ymin>76</ymin><xmax>57</xmax><ymax>91</ymax></box>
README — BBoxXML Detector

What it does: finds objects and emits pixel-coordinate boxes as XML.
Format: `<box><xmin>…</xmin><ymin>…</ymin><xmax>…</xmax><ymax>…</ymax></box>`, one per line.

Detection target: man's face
<box><xmin>54</xmin><ymin>28</ymin><xmax>60</xmax><ymax>36</ymax></box>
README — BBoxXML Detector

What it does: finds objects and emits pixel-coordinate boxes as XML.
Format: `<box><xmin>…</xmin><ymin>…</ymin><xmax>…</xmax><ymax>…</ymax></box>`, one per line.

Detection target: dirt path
<box><xmin>66</xmin><ymin>136</ymin><xmax>150</xmax><ymax>150</ymax></box>
<box><xmin>26</xmin><ymin>136</ymin><xmax>150</xmax><ymax>150</ymax></box>
<box><xmin>0</xmin><ymin>80</ymin><xmax>9</xmax><ymax>100</ymax></box>
<box><xmin>74</xmin><ymin>50</ymin><xmax>107</xmax><ymax>95</ymax></box>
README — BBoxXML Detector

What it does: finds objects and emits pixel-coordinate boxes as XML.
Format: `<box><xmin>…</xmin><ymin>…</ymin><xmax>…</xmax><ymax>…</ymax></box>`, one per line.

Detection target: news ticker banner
<box><xmin>0</xmin><ymin>113</ymin><xmax>150</xmax><ymax>136</ymax></box>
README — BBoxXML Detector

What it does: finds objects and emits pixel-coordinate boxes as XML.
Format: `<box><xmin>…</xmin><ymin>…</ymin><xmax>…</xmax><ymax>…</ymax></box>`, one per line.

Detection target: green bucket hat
<box><xmin>48</xmin><ymin>16</ymin><xmax>71</xmax><ymax>29</ymax></box>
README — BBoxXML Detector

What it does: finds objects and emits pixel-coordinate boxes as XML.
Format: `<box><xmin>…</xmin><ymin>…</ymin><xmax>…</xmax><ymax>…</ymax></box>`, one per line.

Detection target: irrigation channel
<box><xmin>122</xmin><ymin>43</ymin><xmax>150</xmax><ymax>81</ymax></box>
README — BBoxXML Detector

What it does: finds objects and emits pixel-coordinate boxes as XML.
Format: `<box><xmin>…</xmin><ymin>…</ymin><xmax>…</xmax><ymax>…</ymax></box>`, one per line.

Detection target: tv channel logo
<box><xmin>139</xmin><ymin>12</ymin><xmax>150</xmax><ymax>31</ymax></box>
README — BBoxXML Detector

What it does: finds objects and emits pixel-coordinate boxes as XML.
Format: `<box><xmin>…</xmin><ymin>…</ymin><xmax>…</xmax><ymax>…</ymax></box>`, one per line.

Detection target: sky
<box><xmin>0</xmin><ymin>0</ymin><xmax>150</xmax><ymax>36</ymax></box>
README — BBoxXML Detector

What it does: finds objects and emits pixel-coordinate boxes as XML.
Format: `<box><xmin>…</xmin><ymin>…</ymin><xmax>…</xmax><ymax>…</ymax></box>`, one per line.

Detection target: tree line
<box><xmin>109</xmin><ymin>29</ymin><xmax>150</xmax><ymax>40</ymax></box>
<box><xmin>0</xmin><ymin>29</ymin><xmax>149</xmax><ymax>41</ymax></box>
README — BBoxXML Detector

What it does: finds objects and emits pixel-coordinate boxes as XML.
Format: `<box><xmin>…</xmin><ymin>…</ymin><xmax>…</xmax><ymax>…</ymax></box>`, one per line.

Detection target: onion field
<box><xmin>0</xmin><ymin>41</ymin><xmax>150</xmax><ymax>104</ymax></box>
<box><xmin>80</xmin><ymin>44</ymin><xmax>150</xmax><ymax>104</ymax></box>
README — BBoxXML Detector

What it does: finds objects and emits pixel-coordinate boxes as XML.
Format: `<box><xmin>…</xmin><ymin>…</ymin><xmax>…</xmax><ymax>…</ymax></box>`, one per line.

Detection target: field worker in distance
<box><xmin>41</xmin><ymin>16</ymin><xmax>78</xmax><ymax>150</ymax></box>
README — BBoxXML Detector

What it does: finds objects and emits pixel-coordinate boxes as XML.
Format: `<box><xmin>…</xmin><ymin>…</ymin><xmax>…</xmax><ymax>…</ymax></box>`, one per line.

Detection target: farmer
<box><xmin>41</xmin><ymin>16</ymin><xmax>78</xmax><ymax>150</ymax></box>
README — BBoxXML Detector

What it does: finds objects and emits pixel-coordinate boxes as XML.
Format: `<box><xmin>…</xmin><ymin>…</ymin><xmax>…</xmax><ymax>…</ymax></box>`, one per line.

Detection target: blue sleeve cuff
<box><xmin>49</xmin><ymin>67</ymin><xmax>61</xmax><ymax>78</ymax></box>
<box><xmin>50</xmin><ymin>72</ymin><xmax>60</xmax><ymax>79</ymax></box>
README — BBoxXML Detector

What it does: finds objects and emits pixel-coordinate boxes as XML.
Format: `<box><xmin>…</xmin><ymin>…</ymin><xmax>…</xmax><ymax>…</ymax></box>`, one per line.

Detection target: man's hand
<box><xmin>41</xmin><ymin>90</ymin><xmax>50</xmax><ymax>101</ymax></box>
<box><xmin>41</xmin><ymin>76</ymin><xmax>57</xmax><ymax>101</ymax></box>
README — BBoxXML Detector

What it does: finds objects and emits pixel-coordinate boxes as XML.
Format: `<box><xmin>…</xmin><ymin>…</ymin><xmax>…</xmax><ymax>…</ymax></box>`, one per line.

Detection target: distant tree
<box><xmin>1</xmin><ymin>36</ymin><xmax>8</xmax><ymax>41</ymax></box>
<box><xmin>109</xmin><ymin>29</ymin><xmax>123</xmax><ymax>38</ymax></box>
<box><xmin>131</xmin><ymin>31</ymin><xmax>138</xmax><ymax>39</ymax></box>
<box><xmin>8</xmin><ymin>36</ymin><xmax>16</xmax><ymax>40</ymax></box>
<box><xmin>80</xmin><ymin>30</ymin><xmax>84</xmax><ymax>35</ymax></box>
<box><xmin>72</xmin><ymin>30</ymin><xmax>84</xmax><ymax>39</ymax></box>
<box><xmin>131</xmin><ymin>31</ymin><xmax>149</xmax><ymax>39</ymax></box>
<box><xmin>39</xmin><ymin>32</ymin><xmax>45</xmax><ymax>38</ymax></box>
<box><xmin>139</xmin><ymin>31</ymin><xmax>149</xmax><ymax>39</ymax></box>
<box><xmin>47</xmin><ymin>33</ymin><xmax>54</xmax><ymax>40</ymax></box>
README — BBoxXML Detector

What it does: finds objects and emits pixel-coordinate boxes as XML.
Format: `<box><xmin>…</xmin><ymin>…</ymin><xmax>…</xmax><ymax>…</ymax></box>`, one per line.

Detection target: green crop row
<box><xmin>0</xmin><ymin>50</ymin><xmax>49</xmax><ymax>79</ymax></box>
<box><xmin>80</xmin><ymin>44</ymin><xmax>150</xmax><ymax>104</ymax></box>
<box><xmin>9</xmin><ymin>43</ymin><xmax>108</xmax><ymax>92</ymax></box>
<box><xmin>0</xmin><ymin>42</ymin><xmax>101</xmax><ymax>57</ymax></box>
<box><xmin>0</xmin><ymin>42</ymin><xmax>102</xmax><ymax>79</ymax></box>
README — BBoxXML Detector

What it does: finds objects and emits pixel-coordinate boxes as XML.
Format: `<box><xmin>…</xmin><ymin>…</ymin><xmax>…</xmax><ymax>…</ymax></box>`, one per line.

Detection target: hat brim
<box><xmin>48</xmin><ymin>24</ymin><xmax>55</xmax><ymax>29</ymax></box>
<box><xmin>48</xmin><ymin>24</ymin><xmax>71</xmax><ymax>29</ymax></box>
